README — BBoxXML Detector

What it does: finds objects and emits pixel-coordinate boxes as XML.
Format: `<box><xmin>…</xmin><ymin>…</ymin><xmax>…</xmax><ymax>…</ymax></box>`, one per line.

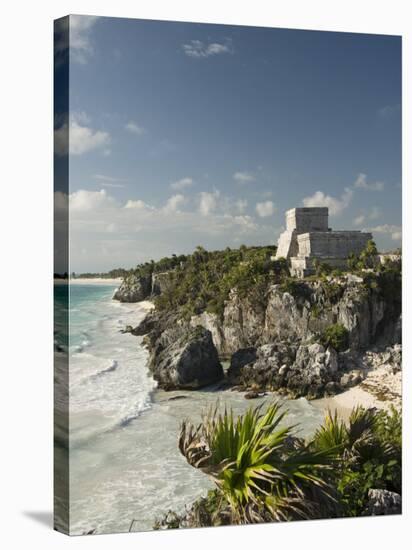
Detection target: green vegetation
<box><xmin>148</xmin><ymin>245</ymin><xmax>279</xmax><ymax>318</ymax></box>
<box><xmin>317</xmin><ymin>323</ymin><xmax>349</xmax><ymax>352</ymax></box>
<box><xmin>278</xmin><ymin>279</ymin><xmax>312</xmax><ymax>302</ymax></box>
<box><xmin>312</xmin><ymin>406</ymin><xmax>402</xmax><ymax>517</ymax></box>
<box><xmin>177</xmin><ymin>402</ymin><xmax>337</xmax><ymax>524</ymax></box>
<box><xmin>348</xmin><ymin>239</ymin><xmax>379</xmax><ymax>271</ymax></box>
<box><xmin>312</xmin><ymin>258</ymin><xmax>333</xmax><ymax>277</ymax></box>
<box><xmin>155</xmin><ymin>402</ymin><xmax>401</xmax><ymax>528</ymax></box>
<box><xmin>321</xmin><ymin>280</ymin><xmax>344</xmax><ymax>304</ymax></box>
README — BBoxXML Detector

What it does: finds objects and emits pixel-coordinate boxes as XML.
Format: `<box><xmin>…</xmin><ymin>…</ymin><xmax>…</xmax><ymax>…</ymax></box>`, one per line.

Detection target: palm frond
<box><xmin>179</xmin><ymin>401</ymin><xmax>337</xmax><ymax>522</ymax></box>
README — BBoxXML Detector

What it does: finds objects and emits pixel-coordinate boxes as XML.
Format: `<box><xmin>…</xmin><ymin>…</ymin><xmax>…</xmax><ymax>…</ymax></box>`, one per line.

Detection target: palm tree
<box><xmin>179</xmin><ymin>402</ymin><xmax>338</xmax><ymax>524</ymax></box>
<box><xmin>311</xmin><ymin>406</ymin><xmax>395</xmax><ymax>462</ymax></box>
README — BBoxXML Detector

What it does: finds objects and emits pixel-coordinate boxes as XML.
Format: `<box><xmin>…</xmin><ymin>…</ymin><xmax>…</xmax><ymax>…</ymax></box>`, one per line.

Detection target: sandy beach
<box><xmin>313</xmin><ymin>368</ymin><xmax>402</xmax><ymax>422</ymax></box>
<box><xmin>54</xmin><ymin>277</ymin><xmax>123</xmax><ymax>285</ymax></box>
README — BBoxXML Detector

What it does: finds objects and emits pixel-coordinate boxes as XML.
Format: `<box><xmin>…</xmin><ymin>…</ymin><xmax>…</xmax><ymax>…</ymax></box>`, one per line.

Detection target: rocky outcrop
<box><xmin>364</xmin><ymin>489</ymin><xmax>401</xmax><ymax>516</ymax></box>
<box><xmin>113</xmin><ymin>274</ymin><xmax>152</xmax><ymax>302</ymax></box>
<box><xmin>147</xmin><ymin>325</ymin><xmax>223</xmax><ymax>390</ymax></box>
<box><xmin>113</xmin><ymin>271</ymin><xmax>173</xmax><ymax>302</ymax></box>
<box><xmin>151</xmin><ymin>271</ymin><xmax>174</xmax><ymax>296</ymax></box>
<box><xmin>228</xmin><ymin>342</ymin><xmax>340</xmax><ymax>399</ymax></box>
<box><xmin>131</xmin><ymin>273</ymin><xmax>401</xmax><ymax>398</ymax></box>
<box><xmin>191</xmin><ymin>277</ymin><xmax>401</xmax><ymax>356</ymax></box>
<box><xmin>364</xmin><ymin>343</ymin><xmax>402</xmax><ymax>373</ymax></box>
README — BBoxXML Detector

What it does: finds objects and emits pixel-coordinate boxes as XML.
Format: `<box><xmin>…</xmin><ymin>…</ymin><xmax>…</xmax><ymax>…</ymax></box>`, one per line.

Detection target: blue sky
<box><xmin>55</xmin><ymin>15</ymin><xmax>401</xmax><ymax>272</ymax></box>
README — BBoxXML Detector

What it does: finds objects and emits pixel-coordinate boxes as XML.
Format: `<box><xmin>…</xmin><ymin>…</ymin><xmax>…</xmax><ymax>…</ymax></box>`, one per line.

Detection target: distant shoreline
<box><xmin>54</xmin><ymin>277</ymin><xmax>123</xmax><ymax>285</ymax></box>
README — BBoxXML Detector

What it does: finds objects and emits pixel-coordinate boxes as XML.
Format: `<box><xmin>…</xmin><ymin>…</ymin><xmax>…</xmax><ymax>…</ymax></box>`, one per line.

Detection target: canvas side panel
<box><xmin>53</xmin><ymin>15</ymin><xmax>70</xmax><ymax>536</ymax></box>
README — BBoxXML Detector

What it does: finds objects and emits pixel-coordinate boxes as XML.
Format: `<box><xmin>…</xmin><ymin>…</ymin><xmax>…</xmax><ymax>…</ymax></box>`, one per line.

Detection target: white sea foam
<box><xmin>63</xmin><ymin>284</ymin><xmax>325</xmax><ymax>535</ymax></box>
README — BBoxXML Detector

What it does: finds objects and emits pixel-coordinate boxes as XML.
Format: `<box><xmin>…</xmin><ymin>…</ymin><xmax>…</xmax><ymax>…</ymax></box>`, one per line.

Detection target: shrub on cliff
<box><xmin>155</xmin><ymin>403</ymin><xmax>401</xmax><ymax>528</ymax></box>
<box><xmin>311</xmin><ymin>406</ymin><xmax>402</xmax><ymax>517</ymax></box>
<box><xmin>347</xmin><ymin>239</ymin><xmax>379</xmax><ymax>271</ymax></box>
<box><xmin>279</xmin><ymin>279</ymin><xmax>312</xmax><ymax>302</ymax></box>
<box><xmin>318</xmin><ymin>323</ymin><xmax>349</xmax><ymax>352</ymax></box>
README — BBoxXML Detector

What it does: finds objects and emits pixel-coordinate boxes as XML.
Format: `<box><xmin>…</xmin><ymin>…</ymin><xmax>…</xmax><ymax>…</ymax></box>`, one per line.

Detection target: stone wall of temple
<box><xmin>297</xmin><ymin>231</ymin><xmax>373</xmax><ymax>259</ymax></box>
<box><xmin>286</xmin><ymin>207</ymin><xmax>328</xmax><ymax>232</ymax></box>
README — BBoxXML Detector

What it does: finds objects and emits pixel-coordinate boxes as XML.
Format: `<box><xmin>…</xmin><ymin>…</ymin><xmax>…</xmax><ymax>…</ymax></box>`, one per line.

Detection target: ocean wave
<box><xmin>70</xmin><ymin>395</ymin><xmax>153</xmax><ymax>448</ymax></box>
<box><xmin>118</xmin><ymin>413</ymin><xmax>140</xmax><ymax>428</ymax></box>
<box><xmin>71</xmin><ymin>337</ymin><xmax>92</xmax><ymax>354</ymax></box>
<box><xmin>116</xmin><ymin>392</ymin><xmax>154</xmax><ymax>429</ymax></box>
<box><xmin>89</xmin><ymin>360</ymin><xmax>119</xmax><ymax>380</ymax></box>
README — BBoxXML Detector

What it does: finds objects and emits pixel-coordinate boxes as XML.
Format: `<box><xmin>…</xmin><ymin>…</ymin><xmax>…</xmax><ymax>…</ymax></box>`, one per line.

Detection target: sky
<box><xmin>54</xmin><ymin>15</ymin><xmax>401</xmax><ymax>273</ymax></box>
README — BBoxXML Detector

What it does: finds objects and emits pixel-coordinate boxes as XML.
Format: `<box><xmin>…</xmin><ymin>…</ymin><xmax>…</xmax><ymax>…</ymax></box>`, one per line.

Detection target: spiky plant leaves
<box><xmin>312</xmin><ymin>409</ymin><xmax>348</xmax><ymax>454</ymax></box>
<box><xmin>179</xmin><ymin>401</ymin><xmax>337</xmax><ymax>522</ymax></box>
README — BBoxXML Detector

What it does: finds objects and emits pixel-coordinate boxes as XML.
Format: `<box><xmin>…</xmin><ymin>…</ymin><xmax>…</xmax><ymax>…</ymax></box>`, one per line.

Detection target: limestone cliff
<box><xmin>113</xmin><ymin>274</ymin><xmax>152</xmax><ymax>302</ymax></box>
<box><xmin>129</xmin><ymin>272</ymin><xmax>401</xmax><ymax>397</ymax></box>
<box><xmin>113</xmin><ymin>271</ymin><xmax>174</xmax><ymax>302</ymax></box>
<box><xmin>191</xmin><ymin>277</ymin><xmax>400</xmax><ymax>356</ymax></box>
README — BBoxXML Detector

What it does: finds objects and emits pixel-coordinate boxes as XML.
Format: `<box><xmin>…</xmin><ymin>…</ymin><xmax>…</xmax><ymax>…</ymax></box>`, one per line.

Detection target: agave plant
<box><xmin>179</xmin><ymin>402</ymin><xmax>338</xmax><ymax>523</ymax></box>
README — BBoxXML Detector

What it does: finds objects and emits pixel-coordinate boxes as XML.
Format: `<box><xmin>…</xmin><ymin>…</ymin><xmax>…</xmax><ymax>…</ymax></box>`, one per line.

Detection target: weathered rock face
<box><xmin>189</xmin><ymin>311</ymin><xmax>226</xmax><ymax>356</ymax></box>
<box><xmin>113</xmin><ymin>271</ymin><xmax>173</xmax><ymax>302</ymax></box>
<box><xmin>147</xmin><ymin>326</ymin><xmax>223</xmax><ymax>390</ymax></box>
<box><xmin>190</xmin><ymin>290</ymin><xmax>266</xmax><ymax>357</ymax></box>
<box><xmin>113</xmin><ymin>274</ymin><xmax>152</xmax><ymax>303</ymax></box>
<box><xmin>191</xmin><ymin>278</ymin><xmax>400</xmax><ymax>356</ymax></box>
<box><xmin>286</xmin><ymin>344</ymin><xmax>339</xmax><ymax>398</ymax></box>
<box><xmin>364</xmin><ymin>489</ymin><xmax>401</xmax><ymax>516</ymax></box>
<box><xmin>364</xmin><ymin>344</ymin><xmax>402</xmax><ymax>374</ymax></box>
<box><xmin>228</xmin><ymin>342</ymin><xmax>340</xmax><ymax>398</ymax></box>
<box><xmin>130</xmin><ymin>272</ymin><xmax>400</xmax><ymax>397</ymax></box>
<box><xmin>151</xmin><ymin>271</ymin><xmax>174</xmax><ymax>296</ymax></box>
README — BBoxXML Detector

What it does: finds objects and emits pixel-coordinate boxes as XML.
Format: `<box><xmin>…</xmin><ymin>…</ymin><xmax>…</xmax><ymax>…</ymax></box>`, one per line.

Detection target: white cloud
<box><xmin>55</xmin><ymin>113</ymin><xmax>110</xmax><ymax>156</ymax></box>
<box><xmin>93</xmin><ymin>174</ymin><xmax>118</xmax><ymax>182</ymax></box>
<box><xmin>235</xmin><ymin>199</ymin><xmax>248</xmax><ymax>213</ymax></box>
<box><xmin>233</xmin><ymin>171</ymin><xmax>255</xmax><ymax>184</ymax></box>
<box><xmin>353</xmin><ymin>206</ymin><xmax>381</xmax><ymax>226</ymax></box>
<box><xmin>125</xmin><ymin>121</ymin><xmax>145</xmax><ymax>135</ymax></box>
<box><xmin>163</xmin><ymin>194</ymin><xmax>186</xmax><ymax>213</ymax></box>
<box><xmin>353</xmin><ymin>215</ymin><xmax>366</xmax><ymax>226</ymax></box>
<box><xmin>171</xmin><ymin>177</ymin><xmax>193</xmax><ymax>190</ymax></box>
<box><xmin>69</xmin><ymin>15</ymin><xmax>98</xmax><ymax>64</ymax></box>
<box><xmin>59</xmin><ymin>188</ymin><xmax>269</xmax><ymax>271</ymax></box>
<box><xmin>182</xmin><ymin>39</ymin><xmax>233</xmax><ymax>58</ymax></box>
<box><xmin>231</xmin><ymin>215</ymin><xmax>257</xmax><ymax>231</ymax></box>
<box><xmin>256</xmin><ymin>200</ymin><xmax>275</xmax><ymax>218</ymax></box>
<box><xmin>354</xmin><ymin>173</ymin><xmax>385</xmax><ymax>192</ymax></box>
<box><xmin>124</xmin><ymin>199</ymin><xmax>151</xmax><ymax>210</ymax></box>
<box><xmin>302</xmin><ymin>187</ymin><xmax>353</xmax><ymax>216</ymax></box>
<box><xmin>69</xmin><ymin>189</ymin><xmax>116</xmax><ymax>212</ymax></box>
<box><xmin>93</xmin><ymin>174</ymin><xmax>128</xmax><ymax>188</ymax></box>
<box><xmin>199</xmin><ymin>190</ymin><xmax>220</xmax><ymax>216</ymax></box>
<box><xmin>367</xmin><ymin>224</ymin><xmax>402</xmax><ymax>242</ymax></box>
<box><xmin>303</xmin><ymin>173</ymin><xmax>386</xmax><ymax>217</ymax></box>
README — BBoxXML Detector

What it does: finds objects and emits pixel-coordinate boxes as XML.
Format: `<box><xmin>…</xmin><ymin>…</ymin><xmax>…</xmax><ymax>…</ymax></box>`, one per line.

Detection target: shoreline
<box><xmin>54</xmin><ymin>277</ymin><xmax>123</xmax><ymax>285</ymax></box>
<box><xmin>311</xmin><ymin>386</ymin><xmax>393</xmax><ymax>422</ymax></box>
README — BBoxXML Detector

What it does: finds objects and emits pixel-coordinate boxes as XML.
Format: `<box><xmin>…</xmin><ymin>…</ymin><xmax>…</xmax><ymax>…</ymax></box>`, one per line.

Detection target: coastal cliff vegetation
<box><xmin>154</xmin><ymin>402</ymin><xmax>402</xmax><ymax>529</ymax></box>
<box><xmin>114</xmin><ymin>242</ymin><xmax>401</xmax><ymax>397</ymax></box>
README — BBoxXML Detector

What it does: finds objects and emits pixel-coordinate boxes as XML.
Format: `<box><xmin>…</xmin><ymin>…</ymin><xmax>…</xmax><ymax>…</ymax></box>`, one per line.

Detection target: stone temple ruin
<box><xmin>275</xmin><ymin>207</ymin><xmax>372</xmax><ymax>278</ymax></box>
